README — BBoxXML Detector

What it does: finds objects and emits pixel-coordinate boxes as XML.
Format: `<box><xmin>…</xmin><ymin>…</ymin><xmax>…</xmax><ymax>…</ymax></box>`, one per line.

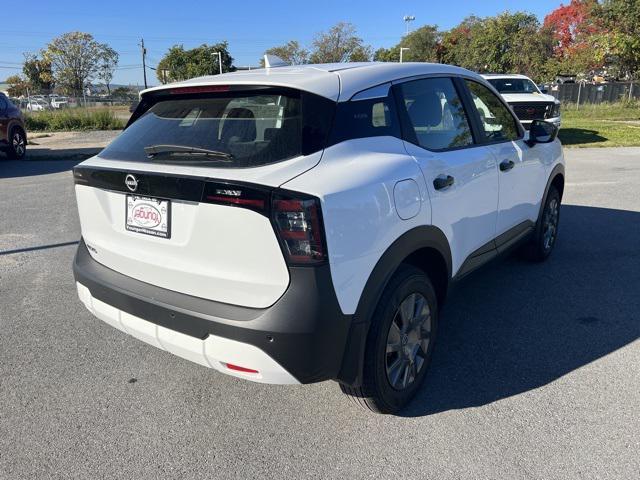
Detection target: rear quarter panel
<box><xmin>281</xmin><ymin>137</ymin><xmax>430</xmax><ymax>315</ymax></box>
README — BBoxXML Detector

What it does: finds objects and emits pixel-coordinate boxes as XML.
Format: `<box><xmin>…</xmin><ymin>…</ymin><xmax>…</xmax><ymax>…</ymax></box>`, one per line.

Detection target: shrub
<box><xmin>24</xmin><ymin>108</ymin><xmax>125</xmax><ymax>132</ymax></box>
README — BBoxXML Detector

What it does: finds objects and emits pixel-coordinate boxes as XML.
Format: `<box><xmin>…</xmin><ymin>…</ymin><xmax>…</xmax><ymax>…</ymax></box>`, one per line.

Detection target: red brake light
<box><xmin>169</xmin><ymin>85</ymin><xmax>230</xmax><ymax>95</ymax></box>
<box><xmin>272</xmin><ymin>193</ymin><xmax>327</xmax><ymax>265</ymax></box>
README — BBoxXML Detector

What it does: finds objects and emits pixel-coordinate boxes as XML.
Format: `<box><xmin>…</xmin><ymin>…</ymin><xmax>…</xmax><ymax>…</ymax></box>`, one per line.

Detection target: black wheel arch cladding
<box><xmin>337</xmin><ymin>225</ymin><xmax>451</xmax><ymax>387</ymax></box>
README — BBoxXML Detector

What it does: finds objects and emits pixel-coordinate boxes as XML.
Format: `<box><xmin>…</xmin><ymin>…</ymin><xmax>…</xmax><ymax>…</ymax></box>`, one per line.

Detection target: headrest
<box><xmin>221</xmin><ymin>107</ymin><xmax>256</xmax><ymax>142</ymax></box>
<box><xmin>407</xmin><ymin>92</ymin><xmax>442</xmax><ymax>128</ymax></box>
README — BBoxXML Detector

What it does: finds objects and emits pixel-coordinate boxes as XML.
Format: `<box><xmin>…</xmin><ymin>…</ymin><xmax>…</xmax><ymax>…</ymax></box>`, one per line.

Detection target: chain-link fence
<box><xmin>11</xmin><ymin>95</ymin><xmax>136</xmax><ymax>112</ymax></box>
<box><xmin>546</xmin><ymin>82</ymin><xmax>639</xmax><ymax>105</ymax></box>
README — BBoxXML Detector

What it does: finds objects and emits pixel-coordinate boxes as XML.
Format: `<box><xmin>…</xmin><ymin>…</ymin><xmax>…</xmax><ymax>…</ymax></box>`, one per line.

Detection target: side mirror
<box><xmin>539</xmin><ymin>87</ymin><xmax>548</xmax><ymax>94</ymax></box>
<box><xmin>526</xmin><ymin>119</ymin><xmax>558</xmax><ymax>147</ymax></box>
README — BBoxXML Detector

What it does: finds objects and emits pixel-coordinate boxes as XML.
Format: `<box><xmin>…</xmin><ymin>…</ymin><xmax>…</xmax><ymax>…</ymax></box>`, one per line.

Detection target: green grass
<box><xmin>25</xmin><ymin>108</ymin><xmax>125</xmax><ymax>132</ymax></box>
<box><xmin>559</xmin><ymin>101</ymin><xmax>640</xmax><ymax>148</ymax></box>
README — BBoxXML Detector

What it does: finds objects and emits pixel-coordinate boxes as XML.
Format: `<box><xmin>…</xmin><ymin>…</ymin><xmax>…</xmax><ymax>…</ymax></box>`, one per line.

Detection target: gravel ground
<box><xmin>0</xmin><ymin>148</ymin><xmax>638</xmax><ymax>479</ymax></box>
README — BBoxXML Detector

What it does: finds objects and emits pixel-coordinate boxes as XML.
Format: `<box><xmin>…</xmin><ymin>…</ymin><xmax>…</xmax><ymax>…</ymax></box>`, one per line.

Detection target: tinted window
<box><xmin>0</xmin><ymin>94</ymin><xmax>7</xmax><ymax>111</ymax></box>
<box><xmin>99</xmin><ymin>88</ymin><xmax>335</xmax><ymax>168</ymax></box>
<box><xmin>329</xmin><ymin>92</ymin><xmax>400</xmax><ymax>145</ymax></box>
<box><xmin>396</xmin><ymin>77</ymin><xmax>473</xmax><ymax>151</ymax></box>
<box><xmin>465</xmin><ymin>80</ymin><xmax>520</xmax><ymax>142</ymax></box>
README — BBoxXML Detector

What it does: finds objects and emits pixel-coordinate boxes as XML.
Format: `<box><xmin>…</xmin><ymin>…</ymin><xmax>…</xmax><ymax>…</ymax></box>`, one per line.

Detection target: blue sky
<box><xmin>1</xmin><ymin>0</ymin><xmax>563</xmax><ymax>87</ymax></box>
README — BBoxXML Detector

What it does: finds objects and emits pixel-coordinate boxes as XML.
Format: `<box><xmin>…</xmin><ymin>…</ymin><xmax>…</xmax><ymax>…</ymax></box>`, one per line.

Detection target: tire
<box><xmin>340</xmin><ymin>265</ymin><xmax>438</xmax><ymax>414</ymax></box>
<box><xmin>6</xmin><ymin>127</ymin><xmax>26</xmax><ymax>160</ymax></box>
<box><xmin>523</xmin><ymin>186</ymin><xmax>561</xmax><ymax>262</ymax></box>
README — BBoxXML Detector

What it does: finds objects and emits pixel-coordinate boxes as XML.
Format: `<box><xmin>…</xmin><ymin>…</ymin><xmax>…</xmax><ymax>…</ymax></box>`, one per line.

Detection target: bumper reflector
<box><xmin>225</xmin><ymin>363</ymin><xmax>259</xmax><ymax>374</ymax></box>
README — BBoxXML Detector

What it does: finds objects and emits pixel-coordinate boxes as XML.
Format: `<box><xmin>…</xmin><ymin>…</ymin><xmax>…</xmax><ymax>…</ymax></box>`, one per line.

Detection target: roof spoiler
<box><xmin>263</xmin><ymin>54</ymin><xmax>289</xmax><ymax>68</ymax></box>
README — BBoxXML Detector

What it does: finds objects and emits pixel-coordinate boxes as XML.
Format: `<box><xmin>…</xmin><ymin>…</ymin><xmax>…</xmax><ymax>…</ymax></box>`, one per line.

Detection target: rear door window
<box><xmin>99</xmin><ymin>88</ymin><xmax>335</xmax><ymax>168</ymax></box>
<box><xmin>395</xmin><ymin>77</ymin><xmax>474</xmax><ymax>151</ymax></box>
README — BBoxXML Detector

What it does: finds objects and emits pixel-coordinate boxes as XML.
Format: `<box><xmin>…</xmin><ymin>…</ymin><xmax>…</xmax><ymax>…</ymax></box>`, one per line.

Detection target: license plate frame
<box><xmin>125</xmin><ymin>195</ymin><xmax>171</xmax><ymax>239</ymax></box>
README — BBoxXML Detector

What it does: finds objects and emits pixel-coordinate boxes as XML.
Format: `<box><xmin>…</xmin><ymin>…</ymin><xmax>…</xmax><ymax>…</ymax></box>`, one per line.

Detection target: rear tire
<box><xmin>340</xmin><ymin>265</ymin><xmax>438</xmax><ymax>414</ymax></box>
<box><xmin>7</xmin><ymin>127</ymin><xmax>26</xmax><ymax>160</ymax></box>
<box><xmin>523</xmin><ymin>186</ymin><xmax>561</xmax><ymax>262</ymax></box>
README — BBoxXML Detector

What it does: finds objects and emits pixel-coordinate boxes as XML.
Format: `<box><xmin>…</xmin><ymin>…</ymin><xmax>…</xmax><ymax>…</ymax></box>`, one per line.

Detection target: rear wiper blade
<box><xmin>144</xmin><ymin>144</ymin><xmax>234</xmax><ymax>161</ymax></box>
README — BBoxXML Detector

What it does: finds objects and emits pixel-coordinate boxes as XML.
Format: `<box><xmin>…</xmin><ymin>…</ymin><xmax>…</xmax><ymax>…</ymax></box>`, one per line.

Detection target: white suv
<box><xmin>73</xmin><ymin>62</ymin><xmax>564</xmax><ymax>414</ymax></box>
<box><xmin>482</xmin><ymin>74</ymin><xmax>561</xmax><ymax>129</ymax></box>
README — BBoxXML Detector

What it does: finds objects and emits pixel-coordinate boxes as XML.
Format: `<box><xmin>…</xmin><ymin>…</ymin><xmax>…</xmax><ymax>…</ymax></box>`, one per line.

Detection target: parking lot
<box><xmin>1</xmin><ymin>148</ymin><xmax>638</xmax><ymax>479</ymax></box>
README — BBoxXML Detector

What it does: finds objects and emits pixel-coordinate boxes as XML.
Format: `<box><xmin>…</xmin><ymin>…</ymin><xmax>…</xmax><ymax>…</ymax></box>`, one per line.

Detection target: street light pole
<box><xmin>213</xmin><ymin>51</ymin><xmax>223</xmax><ymax>75</ymax></box>
<box><xmin>400</xmin><ymin>48</ymin><xmax>410</xmax><ymax>63</ymax></box>
<box><xmin>403</xmin><ymin>15</ymin><xmax>415</xmax><ymax>35</ymax></box>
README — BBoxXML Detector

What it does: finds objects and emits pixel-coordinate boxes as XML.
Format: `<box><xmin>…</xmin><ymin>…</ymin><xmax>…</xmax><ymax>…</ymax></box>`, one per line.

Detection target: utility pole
<box><xmin>140</xmin><ymin>38</ymin><xmax>148</xmax><ymax>89</ymax></box>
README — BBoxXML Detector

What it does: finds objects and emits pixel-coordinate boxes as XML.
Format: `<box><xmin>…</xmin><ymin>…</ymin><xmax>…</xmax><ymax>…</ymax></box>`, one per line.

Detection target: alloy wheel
<box><xmin>385</xmin><ymin>292</ymin><xmax>432</xmax><ymax>390</ymax></box>
<box><xmin>12</xmin><ymin>131</ymin><xmax>26</xmax><ymax>158</ymax></box>
<box><xmin>542</xmin><ymin>197</ymin><xmax>559</xmax><ymax>251</ymax></box>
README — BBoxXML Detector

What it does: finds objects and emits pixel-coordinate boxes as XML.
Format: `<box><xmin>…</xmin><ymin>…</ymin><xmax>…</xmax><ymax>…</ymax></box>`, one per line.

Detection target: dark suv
<box><xmin>0</xmin><ymin>93</ymin><xmax>27</xmax><ymax>159</ymax></box>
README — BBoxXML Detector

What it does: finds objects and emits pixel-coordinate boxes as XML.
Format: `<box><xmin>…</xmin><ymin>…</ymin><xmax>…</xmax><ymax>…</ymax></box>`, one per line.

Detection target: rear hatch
<box><xmin>74</xmin><ymin>85</ymin><xmax>334</xmax><ymax>308</ymax></box>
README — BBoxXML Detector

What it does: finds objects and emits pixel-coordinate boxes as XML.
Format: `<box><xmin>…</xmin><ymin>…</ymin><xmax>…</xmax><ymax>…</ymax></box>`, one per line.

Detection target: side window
<box><xmin>396</xmin><ymin>77</ymin><xmax>473</xmax><ymax>151</ymax></box>
<box><xmin>465</xmin><ymin>80</ymin><xmax>520</xmax><ymax>142</ymax></box>
<box><xmin>0</xmin><ymin>95</ymin><xmax>7</xmax><ymax>112</ymax></box>
<box><xmin>329</xmin><ymin>89</ymin><xmax>400</xmax><ymax>145</ymax></box>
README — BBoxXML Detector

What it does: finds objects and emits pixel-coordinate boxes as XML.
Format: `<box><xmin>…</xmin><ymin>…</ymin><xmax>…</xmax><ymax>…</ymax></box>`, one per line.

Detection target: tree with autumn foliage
<box><xmin>543</xmin><ymin>0</ymin><xmax>607</xmax><ymax>75</ymax></box>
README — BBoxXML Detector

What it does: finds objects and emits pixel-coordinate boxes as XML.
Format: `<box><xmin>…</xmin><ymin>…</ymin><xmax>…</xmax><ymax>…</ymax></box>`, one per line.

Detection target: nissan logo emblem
<box><xmin>125</xmin><ymin>174</ymin><xmax>138</xmax><ymax>192</ymax></box>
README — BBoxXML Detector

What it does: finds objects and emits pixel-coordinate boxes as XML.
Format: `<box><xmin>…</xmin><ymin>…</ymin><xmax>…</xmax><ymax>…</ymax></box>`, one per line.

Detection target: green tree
<box><xmin>97</xmin><ymin>46</ymin><xmax>119</xmax><ymax>96</ymax></box>
<box><xmin>263</xmin><ymin>40</ymin><xmax>309</xmax><ymax>65</ymax></box>
<box><xmin>44</xmin><ymin>32</ymin><xmax>117</xmax><ymax>96</ymax></box>
<box><xmin>156</xmin><ymin>43</ymin><xmax>233</xmax><ymax>83</ymax></box>
<box><xmin>309</xmin><ymin>22</ymin><xmax>372</xmax><ymax>63</ymax></box>
<box><xmin>22</xmin><ymin>53</ymin><xmax>53</xmax><ymax>93</ymax></box>
<box><xmin>441</xmin><ymin>13</ymin><xmax>554</xmax><ymax>81</ymax></box>
<box><xmin>5</xmin><ymin>75</ymin><xmax>30</xmax><ymax>97</ymax></box>
<box><xmin>599</xmin><ymin>0</ymin><xmax>640</xmax><ymax>78</ymax></box>
<box><xmin>374</xmin><ymin>25</ymin><xmax>440</xmax><ymax>63</ymax></box>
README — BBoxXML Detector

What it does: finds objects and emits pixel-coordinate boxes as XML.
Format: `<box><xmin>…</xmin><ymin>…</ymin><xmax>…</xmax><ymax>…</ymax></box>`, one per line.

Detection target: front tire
<box><xmin>340</xmin><ymin>265</ymin><xmax>438</xmax><ymax>414</ymax></box>
<box><xmin>523</xmin><ymin>186</ymin><xmax>561</xmax><ymax>262</ymax></box>
<box><xmin>7</xmin><ymin>128</ymin><xmax>26</xmax><ymax>160</ymax></box>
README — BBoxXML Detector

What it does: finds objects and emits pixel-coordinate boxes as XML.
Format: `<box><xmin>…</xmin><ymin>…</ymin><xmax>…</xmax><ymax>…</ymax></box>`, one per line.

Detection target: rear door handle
<box><xmin>433</xmin><ymin>175</ymin><xmax>454</xmax><ymax>190</ymax></box>
<box><xmin>500</xmin><ymin>160</ymin><xmax>515</xmax><ymax>172</ymax></box>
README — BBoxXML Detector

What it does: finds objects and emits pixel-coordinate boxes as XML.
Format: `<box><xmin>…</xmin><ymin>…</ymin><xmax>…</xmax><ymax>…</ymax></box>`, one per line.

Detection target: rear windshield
<box><xmin>99</xmin><ymin>88</ymin><xmax>335</xmax><ymax>168</ymax></box>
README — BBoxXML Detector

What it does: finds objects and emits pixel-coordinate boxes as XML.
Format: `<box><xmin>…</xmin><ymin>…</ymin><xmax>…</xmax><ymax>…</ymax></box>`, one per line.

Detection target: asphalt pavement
<box><xmin>1</xmin><ymin>148</ymin><xmax>639</xmax><ymax>479</ymax></box>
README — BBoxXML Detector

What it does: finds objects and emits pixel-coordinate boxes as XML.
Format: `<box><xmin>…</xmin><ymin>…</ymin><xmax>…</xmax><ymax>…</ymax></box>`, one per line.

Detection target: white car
<box><xmin>482</xmin><ymin>74</ymin><xmax>561</xmax><ymax>129</ymax></box>
<box><xmin>72</xmin><ymin>61</ymin><xmax>564</xmax><ymax>414</ymax></box>
<box><xmin>26</xmin><ymin>99</ymin><xmax>48</xmax><ymax>111</ymax></box>
<box><xmin>50</xmin><ymin>96</ymin><xmax>68</xmax><ymax>108</ymax></box>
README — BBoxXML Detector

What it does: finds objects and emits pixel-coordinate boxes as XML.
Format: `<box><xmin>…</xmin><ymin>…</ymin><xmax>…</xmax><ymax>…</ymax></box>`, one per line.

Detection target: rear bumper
<box><xmin>73</xmin><ymin>239</ymin><xmax>352</xmax><ymax>384</ymax></box>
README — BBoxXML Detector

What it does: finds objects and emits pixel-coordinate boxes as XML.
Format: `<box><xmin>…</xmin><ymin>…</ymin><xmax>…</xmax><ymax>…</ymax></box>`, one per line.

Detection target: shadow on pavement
<box><xmin>0</xmin><ymin>159</ymin><xmax>81</xmax><ymax>179</ymax></box>
<box><xmin>26</xmin><ymin>146</ymin><xmax>102</xmax><ymax>161</ymax></box>
<box><xmin>402</xmin><ymin>204</ymin><xmax>640</xmax><ymax>417</ymax></box>
<box><xmin>0</xmin><ymin>240</ymin><xmax>79</xmax><ymax>256</ymax></box>
<box><xmin>558</xmin><ymin>128</ymin><xmax>607</xmax><ymax>146</ymax></box>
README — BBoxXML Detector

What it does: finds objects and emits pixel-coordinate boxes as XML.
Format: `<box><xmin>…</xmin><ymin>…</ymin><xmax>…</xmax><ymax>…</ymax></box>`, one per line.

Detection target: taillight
<box><xmin>272</xmin><ymin>192</ymin><xmax>327</xmax><ymax>265</ymax></box>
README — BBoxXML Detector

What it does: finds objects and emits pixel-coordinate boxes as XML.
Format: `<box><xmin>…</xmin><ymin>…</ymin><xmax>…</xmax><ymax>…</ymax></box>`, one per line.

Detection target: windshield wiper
<box><xmin>144</xmin><ymin>144</ymin><xmax>234</xmax><ymax>161</ymax></box>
